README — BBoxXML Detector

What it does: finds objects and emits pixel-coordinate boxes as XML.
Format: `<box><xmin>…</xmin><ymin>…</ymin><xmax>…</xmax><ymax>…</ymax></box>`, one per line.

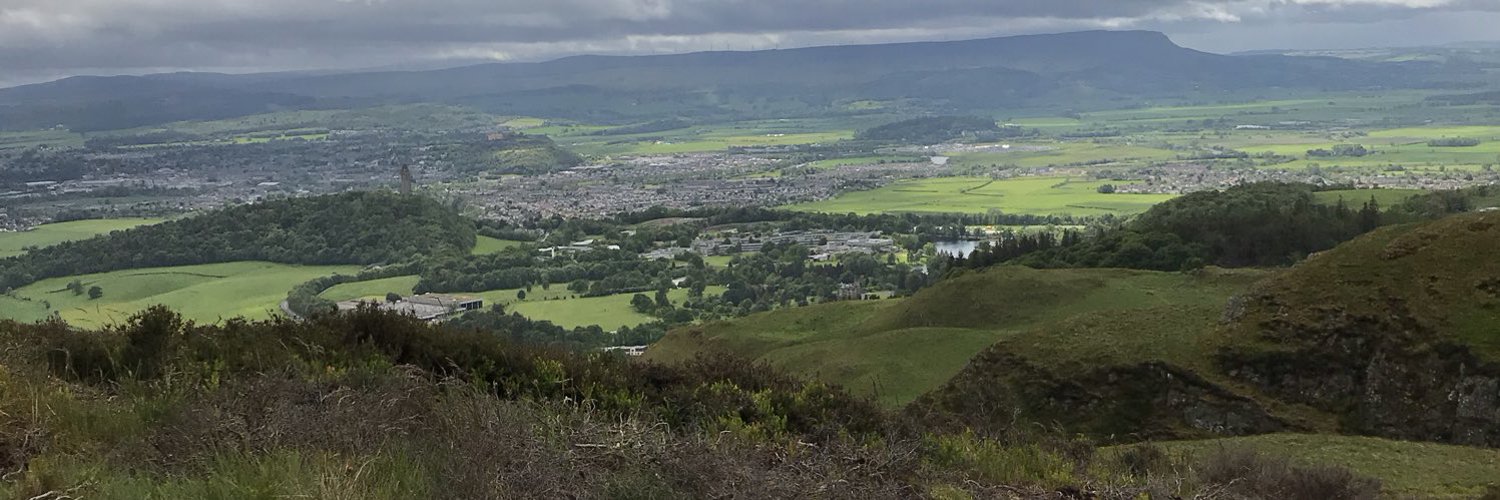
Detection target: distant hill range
<box><xmin>0</xmin><ymin>30</ymin><xmax>1479</xmax><ymax>132</ymax></box>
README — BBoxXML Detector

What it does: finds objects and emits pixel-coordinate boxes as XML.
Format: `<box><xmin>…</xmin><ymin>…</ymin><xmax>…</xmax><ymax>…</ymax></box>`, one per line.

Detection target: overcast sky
<box><xmin>2</xmin><ymin>0</ymin><xmax>1499</xmax><ymax>88</ymax></box>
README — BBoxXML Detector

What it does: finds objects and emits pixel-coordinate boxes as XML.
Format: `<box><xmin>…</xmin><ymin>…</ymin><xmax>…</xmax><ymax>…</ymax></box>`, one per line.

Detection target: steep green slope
<box><xmin>920</xmin><ymin>211</ymin><xmax>1500</xmax><ymax>445</ymax></box>
<box><xmin>648</xmin><ymin>267</ymin><xmax>1266</xmax><ymax>407</ymax></box>
<box><xmin>1219</xmin><ymin>211</ymin><xmax>1500</xmax><ymax>447</ymax></box>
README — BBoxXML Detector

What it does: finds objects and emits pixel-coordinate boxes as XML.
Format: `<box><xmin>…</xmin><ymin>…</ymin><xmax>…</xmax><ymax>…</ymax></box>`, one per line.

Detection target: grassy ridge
<box><xmin>648</xmin><ymin>267</ymin><xmax>1263</xmax><ymax>406</ymax></box>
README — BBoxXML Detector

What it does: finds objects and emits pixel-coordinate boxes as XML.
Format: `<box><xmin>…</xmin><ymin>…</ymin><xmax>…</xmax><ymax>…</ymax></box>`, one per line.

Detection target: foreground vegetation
<box><xmin>0</xmin><ymin>306</ymin><xmax>1452</xmax><ymax>498</ymax></box>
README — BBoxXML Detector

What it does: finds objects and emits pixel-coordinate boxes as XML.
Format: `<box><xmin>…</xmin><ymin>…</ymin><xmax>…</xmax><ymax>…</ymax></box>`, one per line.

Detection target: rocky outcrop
<box><xmin>912</xmin><ymin>350</ymin><xmax>1288</xmax><ymax>442</ymax></box>
<box><xmin>1221</xmin><ymin>318</ymin><xmax>1500</xmax><ymax>447</ymax></box>
<box><xmin>1218</xmin><ymin>211</ymin><xmax>1500</xmax><ymax>447</ymax></box>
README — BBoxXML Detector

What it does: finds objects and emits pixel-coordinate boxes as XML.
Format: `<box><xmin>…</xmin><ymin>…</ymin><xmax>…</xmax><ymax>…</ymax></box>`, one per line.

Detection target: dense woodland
<box><xmin>0</xmin><ymin>192</ymin><xmax>474</xmax><ymax>290</ymax></box>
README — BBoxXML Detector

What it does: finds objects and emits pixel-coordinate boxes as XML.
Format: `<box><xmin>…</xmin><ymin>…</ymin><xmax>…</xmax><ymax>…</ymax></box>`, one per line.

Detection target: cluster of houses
<box><xmin>642</xmin><ymin>230</ymin><xmax>896</xmax><ymax>261</ymax></box>
<box><xmin>336</xmin><ymin>293</ymin><xmax>484</xmax><ymax>322</ymax></box>
<box><xmin>537</xmin><ymin>239</ymin><xmax>622</xmax><ymax>259</ymax></box>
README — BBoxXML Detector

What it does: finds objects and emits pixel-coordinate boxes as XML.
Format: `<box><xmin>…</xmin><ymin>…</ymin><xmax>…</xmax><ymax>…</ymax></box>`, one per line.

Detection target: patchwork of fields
<box><xmin>320</xmin><ymin>275</ymin><xmax>724</xmax><ymax>330</ymax></box>
<box><xmin>785</xmin><ymin>176</ymin><xmax>1177</xmax><ymax>216</ymax></box>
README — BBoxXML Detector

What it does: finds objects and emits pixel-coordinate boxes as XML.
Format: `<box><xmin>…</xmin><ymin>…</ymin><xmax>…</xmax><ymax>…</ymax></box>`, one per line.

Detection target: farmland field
<box><xmin>543</xmin><ymin>117</ymin><xmax>874</xmax><ymax>156</ymax></box>
<box><xmin>949</xmin><ymin>142</ymin><xmax>1178</xmax><ymax>169</ymax></box>
<box><xmin>0</xmin><ymin>262</ymin><xmax>360</xmax><ymax>327</ymax></box>
<box><xmin>1312</xmin><ymin>188</ymin><xmax>1426</xmax><ymax>207</ymax></box>
<box><xmin>472</xmin><ymin>236</ymin><xmax>527</xmax><ymax>255</ymax></box>
<box><xmin>0</xmin><ymin>218</ymin><xmax>164</xmax><ymax>258</ymax></box>
<box><xmin>0</xmin><ymin>130</ymin><xmax>86</xmax><ymax>150</ymax></box>
<box><xmin>319</xmin><ymin>275</ymin><xmax>422</xmax><ymax>302</ymax></box>
<box><xmin>784</xmin><ymin>176</ymin><xmax>1177</xmax><ymax>216</ymax></box>
<box><xmin>319</xmin><ymin>275</ymin><xmax>725</xmax><ymax>330</ymax></box>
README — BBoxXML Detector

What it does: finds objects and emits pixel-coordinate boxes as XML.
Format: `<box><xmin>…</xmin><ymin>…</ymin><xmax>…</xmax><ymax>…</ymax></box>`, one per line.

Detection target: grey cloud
<box><xmin>0</xmin><ymin>0</ymin><xmax>1496</xmax><ymax>84</ymax></box>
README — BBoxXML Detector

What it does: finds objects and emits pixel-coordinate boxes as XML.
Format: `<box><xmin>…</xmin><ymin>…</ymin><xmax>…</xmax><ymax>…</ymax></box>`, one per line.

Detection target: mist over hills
<box><xmin>0</xmin><ymin>30</ymin><xmax>1472</xmax><ymax>131</ymax></box>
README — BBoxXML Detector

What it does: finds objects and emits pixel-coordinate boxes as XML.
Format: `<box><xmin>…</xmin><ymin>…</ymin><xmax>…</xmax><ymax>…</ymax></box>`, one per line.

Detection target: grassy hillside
<box><xmin>0</xmin><ymin>218</ymin><xmax>162</xmax><ymax>258</ymax></box>
<box><xmin>918</xmin><ymin>211</ymin><xmax>1500</xmax><ymax>445</ymax></box>
<box><xmin>1130</xmin><ymin>434</ymin><xmax>1500</xmax><ymax>498</ymax></box>
<box><xmin>0</xmin><ymin>261</ymin><xmax>359</xmax><ymax>327</ymax></box>
<box><xmin>648</xmin><ymin>266</ymin><xmax>1265</xmax><ymax>407</ymax></box>
<box><xmin>1218</xmin><ymin>211</ymin><xmax>1500</xmax><ymax>447</ymax></box>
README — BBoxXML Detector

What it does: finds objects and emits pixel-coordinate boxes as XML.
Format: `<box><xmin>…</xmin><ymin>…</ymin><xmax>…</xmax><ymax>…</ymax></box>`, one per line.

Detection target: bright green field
<box><xmin>0</xmin><ymin>262</ymin><xmax>360</xmax><ymax>328</ymax></box>
<box><xmin>319</xmin><ymin>276</ymin><xmax>421</xmax><ymax>302</ymax></box>
<box><xmin>1137</xmin><ymin>434</ymin><xmax>1500</xmax><ymax>498</ymax></box>
<box><xmin>319</xmin><ymin>275</ymin><xmax>725</xmax><ymax>330</ymax></box>
<box><xmin>784</xmin><ymin>176</ymin><xmax>1177</xmax><ymax>216</ymax></box>
<box><xmin>949</xmin><ymin>142</ymin><xmax>1178</xmax><ymax>169</ymax></box>
<box><xmin>472</xmin><ymin>236</ymin><xmax>527</xmax><ymax>255</ymax></box>
<box><xmin>0</xmin><ymin>218</ymin><xmax>163</xmax><ymax>258</ymax></box>
<box><xmin>485</xmin><ymin>285</ymin><xmax>725</xmax><ymax>330</ymax></box>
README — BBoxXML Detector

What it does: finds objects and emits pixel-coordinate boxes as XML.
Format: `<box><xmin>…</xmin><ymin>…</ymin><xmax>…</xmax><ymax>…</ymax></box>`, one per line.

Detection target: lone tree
<box><xmin>385</xmin><ymin>292</ymin><xmax>402</xmax><ymax>303</ymax></box>
<box><xmin>630</xmin><ymin>293</ymin><xmax>655</xmax><ymax>313</ymax></box>
<box><xmin>516</xmin><ymin>290</ymin><xmax>527</xmax><ymax>300</ymax></box>
<box><xmin>87</xmin><ymin>286</ymin><xmax>103</xmax><ymax>300</ymax></box>
<box><xmin>67</xmin><ymin>280</ymin><xmax>85</xmax><ymax>295</ymax></box>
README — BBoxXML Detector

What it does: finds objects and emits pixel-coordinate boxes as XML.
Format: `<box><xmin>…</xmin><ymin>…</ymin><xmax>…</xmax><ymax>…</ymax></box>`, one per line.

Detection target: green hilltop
<box><xmin>647</xmin><ymin>266</ymin><xmax>1267</xmax><ymax>407</ymax></box>
<box><xmin>653</xmin><ymin>210</ymin><xmax>1500</xmax><ymax>451</ymax></box>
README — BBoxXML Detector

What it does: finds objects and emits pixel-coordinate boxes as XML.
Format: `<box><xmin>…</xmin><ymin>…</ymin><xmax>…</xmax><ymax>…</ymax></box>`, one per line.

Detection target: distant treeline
<box><xmin>1427</xmin><ymin>137</ymin><xmax>1481</xmax><ymax>147</ymax></box>
<box><xmin>857</xmin><ymin>116</ymin><xmax>1007</xmax><ymax>144</ymax></box>
<box><xmin>0</xmin><ymin>192</ymin><xmax>474</xmax><ymax>291</ymax></box>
